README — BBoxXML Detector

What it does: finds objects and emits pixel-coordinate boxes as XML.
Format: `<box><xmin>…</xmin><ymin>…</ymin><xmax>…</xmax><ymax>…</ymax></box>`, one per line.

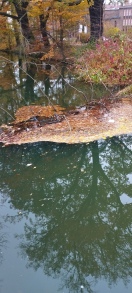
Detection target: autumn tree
<box><xmin>13</xmin><ymin>0</ymin><xmax>34</xmax><ymax>41</ymax></box>
<box><xmin>0</xmin><ymin>2</ymin><xmax>17</xmax><ymax>50</ymax></box>
<box><xmin>0</xmin><ymin>0</ymin><xmax>105</xmax><ymax>52</ymax></box>
<box><xmin>27</xmin><ymin>0</ymin><xmax>51</xmax><ymax>47</ymax></box>
<box><xmin>0</xmin><ymin>0</ymin><xmax>33</xmax><ymax>41</ymax></box>
<box><xmin>28</xmin><ymin>0</ymin><xmax>90</xmax><ymax>46</ymax></box>
<box><xmin>49</xmin><ymin>0</ymin><xmax>89</xmax><ymax>57</ymax></box>
<box><xmin>54</xmin><ymin>0</ymin><xmax>105</xmax><ymax>42</ymax></box>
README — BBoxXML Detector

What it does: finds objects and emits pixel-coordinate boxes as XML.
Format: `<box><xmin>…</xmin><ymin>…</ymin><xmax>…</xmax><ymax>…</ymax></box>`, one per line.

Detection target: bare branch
<box><xmin>0</xmin><ymin>11</ymin><xmax>18</xmax><ymax>20</ymax></box>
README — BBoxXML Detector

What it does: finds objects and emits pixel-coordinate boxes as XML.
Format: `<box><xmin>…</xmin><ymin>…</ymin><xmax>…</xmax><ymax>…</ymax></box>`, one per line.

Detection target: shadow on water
<box><xmin>0</xmin><ymin>135</ymin><xmax>132</xmax><ymax>293</ymax></box>
<box><xmin>0</xmin><ymin>53</ymin><xmax>111</xmax><ymax>125</ymax></box>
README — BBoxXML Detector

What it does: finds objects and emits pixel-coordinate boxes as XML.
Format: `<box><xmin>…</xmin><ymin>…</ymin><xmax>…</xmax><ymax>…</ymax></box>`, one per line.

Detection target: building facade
<box><xmin>104</xmin><ymin>1</ymin><xmax>132</xmax><ymax>31</ymax></box>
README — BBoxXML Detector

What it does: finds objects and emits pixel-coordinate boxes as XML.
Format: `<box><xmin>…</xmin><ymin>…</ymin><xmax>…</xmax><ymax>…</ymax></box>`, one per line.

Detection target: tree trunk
<box><xmin>39</xmin><ymin>14</ymin><xmax>50</xmax><ymax>47</ymax></box>
<box><xmin>11</xmin><ymin>4</ymin><xmax>21</xmax><ymax>47</ymax></box>
<box><xmin>88</xmin><ymin>0</ymin><xmax>104</xmax><ymax>41</ymax></box>
<box><xmin>12</xmin><ymin>0</ymin><xmax>34</xmax><ymax>41</ymax></box>
<box><xmin>59</xmin><ymin>14</ymin><xmax>65</xmax><ymax>60</ymax></box>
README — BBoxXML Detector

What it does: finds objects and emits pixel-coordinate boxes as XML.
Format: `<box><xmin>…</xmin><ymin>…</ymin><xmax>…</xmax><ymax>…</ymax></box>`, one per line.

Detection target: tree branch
<box><xmin>0</xmin><ymin>11</ymin><xmax>18</xmax><ymax>20</ymax></box>
<box><xmin>57</xmin><ymin>0</ymin><xmax>83</xmax><ymax>6</ymax></box>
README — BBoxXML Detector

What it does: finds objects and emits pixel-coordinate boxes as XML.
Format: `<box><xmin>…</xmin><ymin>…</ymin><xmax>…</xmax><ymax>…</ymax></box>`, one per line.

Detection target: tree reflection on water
<box><xmin>0</xmin><ymin>135</ymin><xmax>132</xmax><ymax>293</ymax></box>
<box><xmin>0</xmin><ymin>54</ymin><xmax>109</xmax><ymax>125</ymax></box>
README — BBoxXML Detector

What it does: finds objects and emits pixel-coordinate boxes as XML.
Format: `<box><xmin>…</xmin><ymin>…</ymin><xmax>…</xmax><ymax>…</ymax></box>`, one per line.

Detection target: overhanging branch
<box><xmin>0</xmin><ymin>11</ymin><xmax>18</xmax><ymax>20</ymax></box>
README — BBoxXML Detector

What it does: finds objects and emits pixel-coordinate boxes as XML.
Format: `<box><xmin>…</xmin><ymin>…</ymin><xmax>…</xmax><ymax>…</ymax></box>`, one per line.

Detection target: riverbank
<box><xmin>0</xmin><ymin>96</ymin><xmax>132</xmax><ymax>146</ymax></box>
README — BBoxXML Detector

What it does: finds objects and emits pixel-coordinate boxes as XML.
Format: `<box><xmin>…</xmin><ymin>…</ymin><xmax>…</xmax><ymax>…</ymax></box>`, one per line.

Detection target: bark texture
<box><xmin>89</xmin><ymin>0</ymin><xmax>104</xmax><ymax>41</ymax></box>
<box><xmin>12</xmin><ymin>0</ymin><xmax>34</xmax><ymax>41</ymax></box>
<box><xmin>39</xmin><ymin>14</ymin><xmax>50</xmax><ymax>47</ymax></box>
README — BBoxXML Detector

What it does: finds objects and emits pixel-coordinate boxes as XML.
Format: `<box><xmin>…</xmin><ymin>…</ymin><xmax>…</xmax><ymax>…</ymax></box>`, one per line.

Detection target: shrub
<box><xmin>126</xmin><ymin>28</ymin><xmax>132</xmax><ymax>38</ymax></box>
<box><xmin>76</xmin><ymin>37</ymin><xmax>132</xmax><ymax>85</ymax></box>
<box><xmin>104</xmin><ymin>22</ymin><xmax>121</xmax><ymax>39</ymax></box>
<box><xmin>80</xmin><ymin>33</ymin><xmax>90</xmax><ymax>43</ymax></box>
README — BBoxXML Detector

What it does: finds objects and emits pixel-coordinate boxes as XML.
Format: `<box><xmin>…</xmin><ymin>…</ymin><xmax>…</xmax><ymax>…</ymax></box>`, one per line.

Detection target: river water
<box><xmin>0</xmin><ymin>54</ymin><xmax>132</xmax><ymax>293</ymax></box>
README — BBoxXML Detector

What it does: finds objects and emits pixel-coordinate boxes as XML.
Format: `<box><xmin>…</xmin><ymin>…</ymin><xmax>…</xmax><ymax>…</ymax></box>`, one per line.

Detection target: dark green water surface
<box><xmin>0</xmin><ymin>53</ymin><xmax>132</xmax><ymax>293</ymax></box>
<box><xmin>0</xmin><ymin>137</ymin><xmax>132</xmax><ymax>293</ymax></box>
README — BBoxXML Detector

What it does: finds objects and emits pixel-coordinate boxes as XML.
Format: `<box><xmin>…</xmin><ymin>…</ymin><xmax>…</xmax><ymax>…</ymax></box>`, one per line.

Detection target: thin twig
<box><xmin>52</xmin><ymin>65</ymin><xmax>89</xmax><ymax>103</ymax></box>
<box><xmin>0</xmin><ymin>107</ymin><xmax>15</xmax><ymax>120</ymax></box>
